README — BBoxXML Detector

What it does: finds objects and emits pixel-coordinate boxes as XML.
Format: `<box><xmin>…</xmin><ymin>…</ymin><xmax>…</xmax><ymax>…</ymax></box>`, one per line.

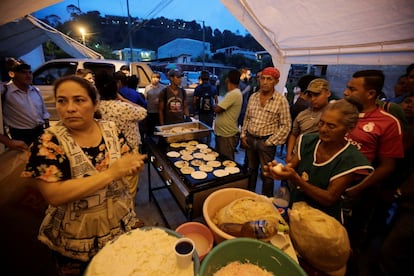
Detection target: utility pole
<box><xmin>202</xmin><ymin>20</ymin><xmax>205</xmax><ymax>70</ymax></box>
<box><xmin>127</xmin><ymin>0</ymin><xmax>133</xmax><ymax>61</ymax></box>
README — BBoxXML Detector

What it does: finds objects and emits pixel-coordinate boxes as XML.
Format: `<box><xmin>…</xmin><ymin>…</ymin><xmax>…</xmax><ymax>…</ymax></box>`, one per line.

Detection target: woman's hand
<box><xmin>263</xmin><ymin>160</ymin><xmax>293</xmax><ymax>180</ymax></box>
<box><xmin>108</xmin><ymin>153</ymin><xmax>147</xmax><ymax>180</ymax></box>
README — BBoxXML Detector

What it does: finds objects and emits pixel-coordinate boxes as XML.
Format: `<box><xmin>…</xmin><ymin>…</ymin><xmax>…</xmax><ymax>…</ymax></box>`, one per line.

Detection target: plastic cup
<box><xmin>273</xmin><ymin>197</ymin><xmax>289</xmax><ymax>220</ymax></box>
<box><xmin>174</xmin><ymin>237</ymin><xmax>195</xmax><ymax>269</ymax></box>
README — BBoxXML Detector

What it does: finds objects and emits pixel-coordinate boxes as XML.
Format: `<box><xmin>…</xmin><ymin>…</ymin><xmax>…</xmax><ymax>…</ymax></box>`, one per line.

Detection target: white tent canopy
<box><xmin>0</xmin><ymin>15</ymin><xmax>103</xmax><ymax>59</ymax></box>
<box><xmin>0</xmin><ymin>0</ymin><xmax>62</xmax><ymax>26</ymax></box>
<box><xmin>221</xmin><ymin>0</ymin><xmax>414</xmax><ymax>91</ymax></box>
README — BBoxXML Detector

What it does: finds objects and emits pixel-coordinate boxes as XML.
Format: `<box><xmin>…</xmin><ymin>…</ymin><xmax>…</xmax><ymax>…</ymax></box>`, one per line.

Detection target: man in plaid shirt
<box><xmin>240</xmin><ymin>67</ymin><xmax>291</xmax><ymax>197</ymax></box>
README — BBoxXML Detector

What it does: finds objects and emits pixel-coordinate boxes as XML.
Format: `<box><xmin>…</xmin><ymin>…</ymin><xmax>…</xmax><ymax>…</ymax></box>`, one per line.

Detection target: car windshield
<box><xmin>187</xmin><ymin>72</ymin><xmax>200</xmax><ymax>82</ymax></box>
<box><xmin>156</xmin><ymin>71</ymin><xmax>170</xmax><ymax>85</ymax></box>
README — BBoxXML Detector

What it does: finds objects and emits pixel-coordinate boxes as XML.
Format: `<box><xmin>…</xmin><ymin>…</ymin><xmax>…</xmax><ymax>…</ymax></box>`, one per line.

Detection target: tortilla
<box><xmin>207</xmin><ymin>160</ymin><xmax>221</xmax><ymax>168</ymax></box>
<box><xmin>224</xmin><ymin>166</ymin><xmax>240</xmax><ymax>174</ymax></box>
<box><xmin>166</xmin><ymin>151</ymin><xmax>180</xmax><ymax>158</ymax></box>
<box><xmin>199</xmin><ymin>165</ymin><xmax>213</xmax><ymax>172</ymax></box>
<box><xmin>191</xmin><ymin>159</ymin><xmax>204</xmax><ymax>167</ymax></box>
<box><xmin>196</xmin><ymin>143</ymin><xmax>208</xmax><ymax>150</ymax></box>
<box><xmin>188</xmin><ymin>140</ymin><xmax>199</xmax><ymax>146</ymax></box>
<box><xmin>213</xmin><ymin>169</ymin><xmax>229</xmax><ymax>177</ymax></box>
<box><xmin>202</xmin><ymin>154</ymin><xmax>216</xmax><ymax>161</ymax></box>
<box><xmin>191</xmin><ymin>171</ymin><xmax>208</xmax><ymax>180</ymax></box>
<box><xmin>170</xmin><ymin>142</ymin><xmax>181</xmax><ymax>148</ymax></box>
<box><xmin>193</xmin><ymin>152</ymin><xmax>205</xmax><ymax>159</ymax></box>
<box><xmin>180</xmin><ymin>166</ymin><xmax>195</xmax><ymax>174</ymax></box>
<box><xmin>181</xmin><ymin>154</ymin><xmax>194</xmax><ymax>161</ymax></box>
<box><xmin>174</xmin><ymin>160</ymin><xmax>189</xmax><ymax>168</ymax></box>
<box><xmin>223</xmin><ymin>160</ymin><xmax>237</xmax><ymax>167</ymax></box>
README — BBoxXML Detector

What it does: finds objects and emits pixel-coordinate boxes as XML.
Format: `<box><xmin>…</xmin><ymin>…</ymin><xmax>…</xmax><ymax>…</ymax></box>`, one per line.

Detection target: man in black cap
<box><xmin>158</xmin><ymin>69</ymin><xmax>189</xmax><ymax>125</ymax></box>
<box><xmin>0</xmin><ymin>58</ymin><xmax>50</xmax><ymax>150</ymax></box>
<box><xmin>194</xmin><ymin>70</ymin><xmax>218</xmax><ymax>128</ymax></box>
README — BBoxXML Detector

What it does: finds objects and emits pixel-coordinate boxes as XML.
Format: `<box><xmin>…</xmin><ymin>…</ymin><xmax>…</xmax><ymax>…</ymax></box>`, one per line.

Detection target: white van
<box><xmin>33</xmin><ymin>59</ymin><xmax>195</xmax><ymax>120</ymax></box>
<box><xmin>32</xmin><ymin>59</ymin><xmax>160</xmax><ymax>120</ymax></box>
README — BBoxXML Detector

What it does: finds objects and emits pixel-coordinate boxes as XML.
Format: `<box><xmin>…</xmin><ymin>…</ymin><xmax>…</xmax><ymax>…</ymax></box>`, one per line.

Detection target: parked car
<box><xmin>154</xmin><ymin>71</ymin><xmax>170</xmax><ymax>86</ymax></box>
<box><xmin>33</xmin><ymin>58</ymin><xmax>128</xmax><ymax>120</ymax></box>
<box><xmin>183</xmin><ymin>71</ymin><xmax>201</xmax><ymax>89</ymax></box>
<box><xmin>33</xmin><ymin>59</ymin><xmax>156</xmax><ymax>120</ymax></box>
<box><xmin>32</xmin><ymin>59</ymin><xmax>196</xmax><ymax>120</ymax></box>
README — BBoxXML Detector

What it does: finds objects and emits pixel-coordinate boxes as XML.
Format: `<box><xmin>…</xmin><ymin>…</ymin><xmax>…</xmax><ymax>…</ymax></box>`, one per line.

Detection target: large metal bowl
<box><xmin>155</xmin><ymin>121</ymin><xmax>213</xmax><ymax>143</ymax></box>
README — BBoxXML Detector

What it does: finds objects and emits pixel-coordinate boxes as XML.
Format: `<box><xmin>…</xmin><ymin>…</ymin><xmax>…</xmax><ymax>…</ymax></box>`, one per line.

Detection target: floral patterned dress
<box><xmin>22</xmin><ymin>120</ymin><xmax>139</xmax><ymax>261</ymax></box>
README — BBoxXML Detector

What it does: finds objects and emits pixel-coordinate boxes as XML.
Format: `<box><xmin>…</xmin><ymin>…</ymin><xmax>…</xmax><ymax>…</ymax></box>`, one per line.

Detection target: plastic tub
<box><xmin>175</xmin><ymin>222</ymin><xmax>214</xmax><ymax>261</ymax></box>
<box><xmin>199</xmin><ymin>238</ymin><xmax>306</xmax><ymax>275</ymax></box>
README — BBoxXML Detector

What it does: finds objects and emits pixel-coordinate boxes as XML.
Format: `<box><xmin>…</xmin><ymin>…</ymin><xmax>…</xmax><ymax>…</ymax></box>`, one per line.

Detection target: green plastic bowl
<box><xmin>199</xmin><ymin>238</ymin><xmax>306</xmax><ymax>276</ymax></box>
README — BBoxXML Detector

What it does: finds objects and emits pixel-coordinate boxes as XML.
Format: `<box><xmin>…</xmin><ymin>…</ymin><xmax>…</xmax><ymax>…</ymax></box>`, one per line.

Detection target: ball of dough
<box><xmin>272</xmin><ymin>163</ymin><xmax>284</xmax><ymax>174</ymax></box>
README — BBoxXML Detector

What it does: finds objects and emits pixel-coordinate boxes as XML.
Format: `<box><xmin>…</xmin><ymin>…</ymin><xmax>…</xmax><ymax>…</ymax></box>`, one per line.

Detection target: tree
<box><xmin>66</xmin><ymin>4</ymin><xmax>81</xmax><ymax>18</ymax></box>
<box><xmin>44</xmin><ymin>15</ymin><xmax>61</xmax><ymax>27</ymax></box>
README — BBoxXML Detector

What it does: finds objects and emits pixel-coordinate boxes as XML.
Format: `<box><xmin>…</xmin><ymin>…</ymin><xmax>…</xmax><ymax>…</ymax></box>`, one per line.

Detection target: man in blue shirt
<box><xmin>1</xmin><ymin>58</ymin><xmax>50</xmax><ymax>150</ymax></box>
<box><xmin>114</xmin><ymin>71</ymin><xmax>147</xmax><ymax>108</ymax></box>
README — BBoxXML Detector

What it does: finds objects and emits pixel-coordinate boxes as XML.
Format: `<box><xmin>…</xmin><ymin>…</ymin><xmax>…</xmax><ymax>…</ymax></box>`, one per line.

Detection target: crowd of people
<box><xmin>1</xmin><ymin>56</ymin><xmax>413</xmax><ymax>275</ymax></box>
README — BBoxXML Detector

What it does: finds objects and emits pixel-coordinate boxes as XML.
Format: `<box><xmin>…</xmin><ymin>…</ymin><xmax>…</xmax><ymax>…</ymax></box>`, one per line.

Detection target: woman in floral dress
<box><xmin>21</xmin><ymin>75</ymin><xmax>146</xmax><ymax>275</ymax></box>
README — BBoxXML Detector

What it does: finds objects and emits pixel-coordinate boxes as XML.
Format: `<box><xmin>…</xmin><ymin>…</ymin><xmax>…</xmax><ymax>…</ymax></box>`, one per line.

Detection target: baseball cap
<box><xmin>6</xmin><ymin>58</ymin><xmax>31</xmax><ymax>72</ymax></box>
<box><xmin>305</xmin><ymin>78</ymin><xmax>329</xmax><ymax>94</ymax></box>
<box><xmin>168</xmin><ymin>69</ymin><xmax>183</xmax><ymax>78</ymax></box>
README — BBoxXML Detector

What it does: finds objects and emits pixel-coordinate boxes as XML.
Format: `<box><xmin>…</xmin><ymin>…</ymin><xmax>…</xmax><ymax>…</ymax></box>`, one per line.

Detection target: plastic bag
<box><xmin>213</xmin><ymin>196</ymin><xmax>284</xmax><ymax>226</ymax></box>
<box><xmin>289</xmin><ymin>202</ymin><xmax>351</xmax><ymax>275</ymax></box>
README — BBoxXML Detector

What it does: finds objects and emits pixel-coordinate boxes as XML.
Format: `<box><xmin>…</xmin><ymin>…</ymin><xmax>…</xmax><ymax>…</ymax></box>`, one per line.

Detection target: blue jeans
<box><xmin>215</xmin><ymin>134</ymin><xmax>240</xmax><ymax>161</ymax></box>
<box><xmin>246</xmin><ymin>135</ymin><xmax>276</xmax><ymax>197</ymax></box>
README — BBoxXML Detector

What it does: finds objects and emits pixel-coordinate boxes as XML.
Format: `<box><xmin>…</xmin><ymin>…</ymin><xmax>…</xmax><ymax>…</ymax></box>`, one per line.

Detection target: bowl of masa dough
<box><xmin>85</xmin><ymin>227</ymin><xmax>200</xmax><ymax>276</ymax></box>
<box><xmin>199</xmin><ymin>238</ymin><xmax>306</xmax><ymax>276</ymax></box>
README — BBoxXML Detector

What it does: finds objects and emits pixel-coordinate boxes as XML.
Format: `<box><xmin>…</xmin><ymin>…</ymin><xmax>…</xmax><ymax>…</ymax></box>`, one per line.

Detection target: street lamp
<box><xmin>79</xmin><ymin>27</ymin><xmax>86</xmax><ymax>45</ymax></box>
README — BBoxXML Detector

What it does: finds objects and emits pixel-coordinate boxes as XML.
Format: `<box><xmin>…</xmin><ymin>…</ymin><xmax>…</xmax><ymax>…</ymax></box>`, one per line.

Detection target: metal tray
<box><xmin>155</xmin><ymin>121</ymin><xmax>213</xmax><ymax>143</ymax></box>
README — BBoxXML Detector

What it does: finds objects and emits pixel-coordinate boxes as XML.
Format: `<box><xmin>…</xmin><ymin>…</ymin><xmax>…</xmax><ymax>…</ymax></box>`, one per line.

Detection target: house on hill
<box><xmin>158</xmin><ymin>38</ymin><xmax>211</xmax><ymax>61</ymax></box>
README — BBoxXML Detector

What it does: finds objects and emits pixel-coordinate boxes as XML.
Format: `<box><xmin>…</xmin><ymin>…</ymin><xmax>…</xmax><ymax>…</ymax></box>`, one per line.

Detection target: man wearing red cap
<box><xmin>240</xmin><ymin>67</ymin><xmax>291</xmax><ymax>196</ymax></box>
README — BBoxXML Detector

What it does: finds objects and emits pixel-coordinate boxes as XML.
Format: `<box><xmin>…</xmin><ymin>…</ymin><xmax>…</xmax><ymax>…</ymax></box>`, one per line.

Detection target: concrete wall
<box><xmin>326</xmin><ymin>65</ymin><xmax>407</xmax><ymax>99</ymax></box>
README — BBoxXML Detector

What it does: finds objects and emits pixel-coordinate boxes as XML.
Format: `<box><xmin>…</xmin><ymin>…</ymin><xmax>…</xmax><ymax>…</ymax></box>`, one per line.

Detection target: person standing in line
<box><xmin>144</xmin><ymin>72</ymin><xmax>165</xmax><ymax>136</ymax></box>
<box><xmin>95</xmin><ymin>72</ymin><xmax>147</xmax><ymax>203</ymax></box>
<box><xmin>0</xmin><ymin>58</ymin><xmax>50</xmax><ymax>150</ymax></box>
<box><xmin>21</xmin><ymin>75</ymin><xmax>146</xmax><ymax>275</ymax></box>
<box><xmin>290</xmin><ymin>75</ymin><xmax>318</xmax><ymax>121</ymax></box>
<box><xmin>251</xmin><ymin>71</ymin><xmax>262</xmax><ymax>93</ymax></box>
<box><xmin>285</xmin><ymin>78</ymin><xmax>331</xmax><ymax>162</ymax></box>
<box><xmin>344</xmin><ymin>70</ymin><xmax>404</xmax><ymax>203</ymax></box>
<box><xmin>194</xmin><ymin>70</ymin><xmax>218</xmax><ymax>128</ymax></box>
<box><xmin>341</xmin><ymin>70</ymin><xmax>404</xmax><ymax>275</ymax></box>
<box><xmin>75</xmin><ymin>68</ymin><xmax>95</xmax><ymax>85</ymax></box>
<box><xmin>240</xmin><ymin>67</ymin><xmax>292</xmax><ymax>197</ymax></box>
<box><xmin>159</xmin><ymin>69</ymin><xmax>189</xmax><ymax>125</ymax></box>
<box><xmin>214</xmin><ymin>70</ymin><xmax>243</xmax><ymax>160</ymax></box>
<box><xmin>120</xmin><ymin>65</ymin><xmax>130</xmax><ymax>77</ymax></box>
<box><xmin>237</xmin><ymin>67</ymin><xmax>252</xmax><ymax>127</ymax></box>
<box><xmin>114</xmin><ymin>71</ymin><xmax>147</xmax><ymax>108</ymax></box>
